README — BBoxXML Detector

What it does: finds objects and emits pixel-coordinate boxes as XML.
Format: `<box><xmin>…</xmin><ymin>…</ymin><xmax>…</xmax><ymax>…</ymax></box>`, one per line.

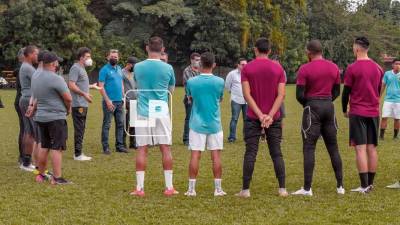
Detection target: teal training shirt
<box><xmin>186</xmin><ymin>74</ymin><xmax>224</xmax><ymax>134</ymax></box>
<box><xmin>134</xmin><ymin>59</ymin><xmax>175</xmax><ymax>117</ymax></box>
<box><xmin>383</xmin><ymin>70</ymin><xmax>400</xmax><ymax>103</ymax></box>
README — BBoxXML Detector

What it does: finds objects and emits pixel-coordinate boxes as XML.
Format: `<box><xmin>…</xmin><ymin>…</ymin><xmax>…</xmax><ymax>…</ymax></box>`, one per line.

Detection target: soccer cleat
<box><xmin>214</xmin><ymin>189</ymin><xmax>227</xmax><ymax>197</ymax></box>
<box><xmin>386</xmin><ymin>181</ymin><xmax>400</xmax><ymax>189</ymax></box>
<box><xmin>337</xmin><ymin>186</ymin><xmax>345</xmax><ymax>195</ymax></box>
<box><xmin>278</xmin><ymin>188</ymin><xmax>289</xmax><ymax>197</ymax></box>
<box><xmin>291</xmin><ymin>187</ymin><xmax>313</xmax><ymax>196</ymax></box>
<box><xmin>20</xmin><ymin>163</ymin><xmax>35</xmax><ymax>172</ymax></box>
<box><xmin>164</xmin><ymin>188</ymin><xmax>179</xmax><ymax>196</ymax></box>
<box><xmin>235</xmin><ymin>189</ymin><xmax>251</xmax><ymax>198</ymax></box>
<box><xmin>350</xmin><ymin>187</ymin><xmax>369</xmax><ymax>193</ymax></box>
<box><xmin>73</xmin><ymin>154</ymin><xmax>92</xmax><ymax>161</ymax></box>
<box><xmin>129</xmin><ymin>189</ymin><xmax>145</xmax><ymax>197</ymax></box>
<box><xmin>51</xmin><ymin>177</ymin><xmax>71</xmax><ymax>185</ymax></box>
<box><xmin>184</xmin><ymin>190</ymin><xmax>197</xmax><ymax>197</ymax></box>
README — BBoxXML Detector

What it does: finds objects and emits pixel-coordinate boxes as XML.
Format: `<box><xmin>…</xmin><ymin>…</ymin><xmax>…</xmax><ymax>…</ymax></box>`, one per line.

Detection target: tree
<box><xmin>0</xmin><ymin>0</ymin><xmax>102</xmax><ymax>68</ymax></box>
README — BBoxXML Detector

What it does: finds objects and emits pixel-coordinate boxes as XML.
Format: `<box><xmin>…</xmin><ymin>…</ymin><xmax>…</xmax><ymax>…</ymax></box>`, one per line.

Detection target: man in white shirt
<box><xmin>225</xmin><ymin>58</ymin><xmax>247</xmax><ymax>142</ymax></box>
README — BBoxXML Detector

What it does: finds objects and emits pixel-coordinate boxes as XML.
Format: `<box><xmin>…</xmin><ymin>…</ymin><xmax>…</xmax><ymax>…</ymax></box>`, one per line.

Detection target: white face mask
<box><xmin>84</xmin><ymin>58</ymin><xmax>93</xmax><ymax>67</ymax></box>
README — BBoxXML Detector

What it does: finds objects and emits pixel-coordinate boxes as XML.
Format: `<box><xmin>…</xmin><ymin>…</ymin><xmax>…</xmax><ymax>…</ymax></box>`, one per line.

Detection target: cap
<box><xmin>127</xmin><ymin>56</ymin><xmax>138</xmax><ymax>64</ymax></box>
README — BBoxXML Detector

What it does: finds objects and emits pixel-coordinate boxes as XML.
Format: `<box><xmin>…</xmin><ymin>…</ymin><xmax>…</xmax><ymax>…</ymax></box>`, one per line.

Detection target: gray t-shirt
<box><xmin>19</xmin><ymin>62</ymin><xmax>36</xmax><ymax>99</ymax></box>
<box><xmin>32</xmin><ymin>69</ymin><xmax>70</xmax><ymax>122</ymax></box>
<box><xmin>122</xmin><ymin>68</ymin><xmax>137</xmax><ymax>101</ymax></box>
<box><xmin>68</xmin><ymin>63</ymin><xmax>89</xmax><ymax>107</ymax></box>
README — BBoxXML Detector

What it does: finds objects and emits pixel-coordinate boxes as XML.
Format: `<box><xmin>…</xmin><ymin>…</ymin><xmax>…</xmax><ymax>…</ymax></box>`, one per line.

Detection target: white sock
<box><xmin>164</xmin><ymin>170</ymin><xmax>173</xmax><ymax>190</ymax></box>
<box><xmin>189</xmin><ymin>179</ymin><xmax>196</xmax><ymax>192</ymax></box>
<box><xmin>136</xmin><ymin>171</ymin><xmax>145</xmax><ymax>191</ymax></box>
<box><xmin>214</xmin><ymin>179</ymin><xmax>222</xmax><ymax>191</ymax></box>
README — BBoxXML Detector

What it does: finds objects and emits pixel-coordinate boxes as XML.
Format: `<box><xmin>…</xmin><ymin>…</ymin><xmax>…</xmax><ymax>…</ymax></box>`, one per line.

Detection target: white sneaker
<box><xmin>291</xmin><ymin>187</ymin><xmax>313</xmax><ymax>196</ymax></box>
<box><xmin>235</xmin><ymin>189</ymin><xmax>251</xmax><ymax>198</ymax></box>
<box><xmin>74</xmin><ymin>154</ymin><xmax>92</xmax><ymax>161</ymax></box>
<box><xmin>337</xmin><ymin>186</ymin><xmax>345</xmax><ymax>195</ymax></box>
<box><xmin>278</xmin><ymin>188</ymin><xmax>289</xmax><ymax>197</ymax></box>
<box><xmin>386</xmin><ymin>181</ymin><xmax>400</xmax><ymax>189</ymax></box>
<box><xmin>214</xmin><ymin>189</ymin><xmax>227</xmax><ymax>197</ymax></box>
<box><xmin>184</xmin><ymin>190</ymin><xmax>197</xmax><ymax>197</ymax></box>
<box><xmin>19</xmin><ymin>163</ymin><xmax>35</xmax><ymax>172</ymax></box>
<box><xmin>350</xmin><ymin>187</ymin><xmax>369</xmax><ymax>193</ymax></box>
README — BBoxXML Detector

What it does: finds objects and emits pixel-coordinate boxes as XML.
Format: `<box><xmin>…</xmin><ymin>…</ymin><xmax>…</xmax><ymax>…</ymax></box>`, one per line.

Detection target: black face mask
<box><xmin>109</xmin><ymin>58</ymin><xmax>118</xmax><ymax>66</ymax></box>
<box><xmin>129</xmin><ymin>67</ymin><xmax>134</xmax><ymax>72</ymax></box>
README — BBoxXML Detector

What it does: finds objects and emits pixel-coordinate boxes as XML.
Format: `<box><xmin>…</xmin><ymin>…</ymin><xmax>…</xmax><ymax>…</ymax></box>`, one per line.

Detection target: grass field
<box><xmin>0</xmin><ymin>86</ymin><xmax>399</xmax><ymax>225</ymax></box>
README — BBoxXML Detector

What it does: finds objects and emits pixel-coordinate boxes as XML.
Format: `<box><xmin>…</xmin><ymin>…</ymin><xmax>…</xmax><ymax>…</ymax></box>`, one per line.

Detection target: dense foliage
<box><xmin>0</xmin><ymin>0</ymin><xmax>399</xmax><ymax>80</ymax></box>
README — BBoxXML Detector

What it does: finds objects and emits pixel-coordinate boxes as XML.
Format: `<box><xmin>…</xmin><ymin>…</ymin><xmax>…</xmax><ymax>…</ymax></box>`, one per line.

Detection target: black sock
<box><xmin>359</xmin><ymin>173</ymin><xmax>369</xmax><ymax>188</ymax></box>
<box><xmin>394</xmin><ymin>129</ymin><xmax>399</xmax><ymax>138</ymax></box>
<box><xmin>380</xmin><ymin>129</ymin><xmax>385</xmax><ymax>139</ymax></box>
<box><xmin>368</xmin><ymin>172</ymin><xmax>376</xmax><ymax>186</ymax></box>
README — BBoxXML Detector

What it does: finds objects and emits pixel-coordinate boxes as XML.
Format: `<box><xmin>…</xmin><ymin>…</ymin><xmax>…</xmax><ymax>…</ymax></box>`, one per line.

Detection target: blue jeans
<box><xmin>229</xmin><ymin>101</ymin><xmax>247</xmax><ymax>141</ymax></box>
<box><xmin>101</xmin><ymin>101</ymin><xmax>124</xmax><ymax>151</ymax></box>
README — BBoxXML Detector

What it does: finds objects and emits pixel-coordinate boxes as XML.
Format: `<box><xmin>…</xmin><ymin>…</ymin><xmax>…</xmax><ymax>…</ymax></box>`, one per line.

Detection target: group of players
<box><xmin>14</xmin><ymin>35</ymin><xmax>400</xmax><ymax>197</ymax></box>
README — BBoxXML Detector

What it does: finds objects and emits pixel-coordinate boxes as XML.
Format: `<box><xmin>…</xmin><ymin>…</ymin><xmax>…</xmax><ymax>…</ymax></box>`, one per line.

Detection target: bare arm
<box><xmin>380</xmin><ymin>83</ymin><xmax>386</xmax><ymax>97</ymax></box>
<box><xmin>268</xmin><ymin>83</ymin><xmax>285</xmax><ymax>119</ymax></box>
<box><xmin>61</xmin><ymin>92</ymin><xmax>72</xmax><ymax>115</ymax></box>
<box><xmin>68</xmin><ymin>81</ymin><xmax>92</xmax><ymax>103</ymax></box>
<box><xmin>99</xmin><ymin>82</ymin><xmax>115</xmax><ymax>111</ymax></box>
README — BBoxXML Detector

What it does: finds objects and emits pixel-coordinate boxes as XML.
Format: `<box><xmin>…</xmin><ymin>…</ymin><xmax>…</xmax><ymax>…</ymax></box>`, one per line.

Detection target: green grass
<box><xmin>0</xmin><ymin>86</ymin><xmax>399</xmax><ymax>225</ymax></box>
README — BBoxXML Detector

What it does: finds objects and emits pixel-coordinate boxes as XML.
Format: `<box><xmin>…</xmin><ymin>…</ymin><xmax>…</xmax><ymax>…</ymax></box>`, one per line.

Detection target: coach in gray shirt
<box><xmin>18</xmin><ymin>45</ymin><xmax>38</xmax><ymax>171</ymax></box>
<box><xmin>68</xmin><ymin>47</ymin><xmax>93</xmax><ymax>161</ymax></box>
<box><xmin>122</xmin><ymin>56</ymin><xmax>138</xmax><ymax>149</ymax></box>
<box><xmin>31</xmin><ymin>51</ymin><xmax>72</xmax><ymax>184</ymax></box>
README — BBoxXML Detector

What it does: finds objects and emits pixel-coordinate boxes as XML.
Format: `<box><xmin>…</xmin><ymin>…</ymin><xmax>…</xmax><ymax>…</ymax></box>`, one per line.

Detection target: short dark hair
<box><xmin>148</xmin><ymin>36</ymin><xmax>163</xmax><ymax>53</ymax></box>
<box><xmin>354</xmin><ymin>36</ymin><xmax>370</xmax><ymax>49</ymax></box>
<box><xmin>393</xmin><ymin>58</ymin><xmax>400</xmax><ymax>64</ymax></box>
<box><xmin>255</xmin><ymin>37</ymin><xmax>271</xmax><ymax>54</ymax></box>
<box><xmin>76</xmin><ymin>47</ymin><xmax>91</xmax><ymax>60</ymax></box>
<box><xmin>237</xmin><ymin>58</ymin><xmax>247</xmax><ymax>64</ymax></box>
<box><xmin>127</xmin><ymin>56</ymin><xmax>138</xmax><ymax>65</ymax></box>
<box><xmin>307</xmin><ymin>40</ymin><xmax>323</xmax><ymax>54</ymax></box>
<box><xmin>200</xmin><ymin>52</ymin><xmax>215</xmax><ymax>69</ymax></box>
<box><xmin>190</xmin><ymin>52</ymin><xmax>201</xmax><ymax>60</ymax></box>
<box><xmin>24</xmin><ymin>45</ymin><xmax>38</xmax><ymax>57</ymax></box>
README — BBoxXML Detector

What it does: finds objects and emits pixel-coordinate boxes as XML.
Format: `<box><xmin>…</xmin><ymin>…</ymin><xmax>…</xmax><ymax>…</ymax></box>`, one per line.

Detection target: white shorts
<box><xmin>189</xmin><ymin>129</ymin><xmax>223</xmax><ymax>151</ymax></box>
<box><xmin>382</xmin><ymin>101</ymin><xmax>400</xmax><ymax>119</ymax></box>
<box><xmin>135</xmin><ymin>116</ymin><xmax>172</xmax><ymax>147</ymax></box>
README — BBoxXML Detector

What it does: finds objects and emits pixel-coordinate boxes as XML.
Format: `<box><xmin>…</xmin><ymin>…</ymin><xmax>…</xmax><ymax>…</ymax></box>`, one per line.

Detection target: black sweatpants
<box><xmin>242</xmin><ymin>118</ymin><xmax>286</xmax><ymax>189</ymax></box>
<box><xmin>72</xmin><ymin>107</ymin><xmax>88</xmax><ymax>157</ymax></box>
<box><xmin>14</xmin><ymin>101</ymin><xmax>24</xmax><ymax>162</ymax></box>
<box><xmin>301</xmin><ymin>99</ymin><xmax>343</xmax><ymax>190</ymax></box>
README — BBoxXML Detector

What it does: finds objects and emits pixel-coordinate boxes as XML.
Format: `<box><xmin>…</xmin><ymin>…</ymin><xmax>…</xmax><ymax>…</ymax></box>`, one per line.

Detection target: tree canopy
<box><xmin>0</xmin><ymin>0</ymin><xmax>399</xmax><ymax>81</ymax></box>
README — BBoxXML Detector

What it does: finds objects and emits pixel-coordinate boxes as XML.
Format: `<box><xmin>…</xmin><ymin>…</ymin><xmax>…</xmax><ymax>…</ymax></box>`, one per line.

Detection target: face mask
<box><xmin>129</xmin><ymin>67</ymin><xmax>134</xmax><ymax>72</ymax></box>
<box><xmin>109</xmin><ymin>58</ymin><xmax>118</xmax><ymax>66</ymax></box>
<box><xmin>192</xmin><ymin>61</ymin><xmax>200</xmax><ymax>68</ymax></box>
<box><xmin>84</xmin><ymin>58</ymin><xmax>93</xmax><ymax>67</ymax></box>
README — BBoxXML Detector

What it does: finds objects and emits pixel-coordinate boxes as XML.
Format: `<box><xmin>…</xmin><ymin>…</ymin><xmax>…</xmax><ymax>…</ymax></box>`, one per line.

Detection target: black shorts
<box><xmin>37</xmin><ymin>120</ymin><xmax>68</xmax><ymax>150</ymax></box>
<box><xmin>349</xmin><ymin>115</ymin><xmax>379</xmax><ymax>147</ymax></box>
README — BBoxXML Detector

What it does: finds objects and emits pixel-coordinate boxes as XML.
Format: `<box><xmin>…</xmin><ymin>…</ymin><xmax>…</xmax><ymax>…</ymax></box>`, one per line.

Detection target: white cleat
<box><xmin>214</xmin><ymin>189</ymin><xmax>227</xmax><ymax>197</ymax></box>
<box><xmin>74</xmin><ymin>154</ymin><xmax>92</xmax><ymax>161</ymax></box>
<box><xmin>291</xmin><ymin>187</ymin><xmax>313</xmax><ymax>196</ymax></box>
<box><xmin>19</xmin><ymin>163</ymin><xmax>35</xmax><ymax>172</ymax></box>
<box><xmin>350</xmin><ymin>187</ymin><xmax>369</xmax><ymax>193</ymax></box>
<box><xmin>337</xmin><ymin>186</ymin><xmax>345</xmax><ymax>195</ymax></box>
<box><xmin>184</xmin><ymin>190</ymin><xmax>197</xmax><ymax>197</ymax></box>
<box><xmin>386</xmin><ymin>181</ymin><xmax>400</xmax><ymax>189</ymax></box>
<box><xmin>235</xmin><ymin>189</ymin><xmax>251</xmax><ymax>198</ymax></box>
